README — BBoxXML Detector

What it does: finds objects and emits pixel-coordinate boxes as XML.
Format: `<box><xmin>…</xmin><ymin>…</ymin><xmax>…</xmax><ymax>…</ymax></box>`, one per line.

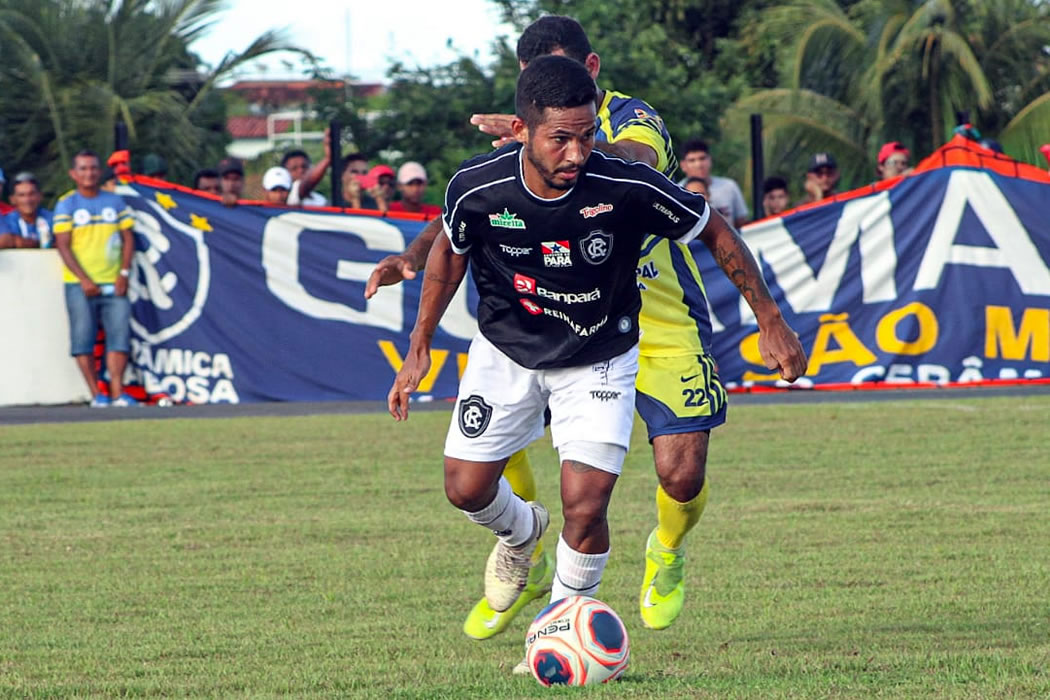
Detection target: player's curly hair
<box><xmin>517</xmin><ymin>15</ymin><xmax>592</xmax><ymax>65</ymax></box>
<box><xmin>515</xmin><ymin>55</ymin><xmax>597</xmax><ymax>129</ymax></box>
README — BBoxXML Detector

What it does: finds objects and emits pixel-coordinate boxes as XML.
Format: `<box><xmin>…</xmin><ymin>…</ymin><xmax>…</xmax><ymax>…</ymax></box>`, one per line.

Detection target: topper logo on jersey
<box><xmin>489</xmin><ymin>208</ymin><xmax>526</xmax><ymax>229</ymax></box>
<box><xmin>459</xmin><ymin>395</ymin><xmax>493</xmax><ymax>438</ymax></box>
<box><xmin>580</xmin><ymin>203</ymin><xmax>613</xmax><ymax>219</ymax></box>
<box><xmin>513</xmin><ymin>273</ymin><xmax>601</xmax><ymax>304</ymax></box>
<box><xmin>652</xmin><ymin>201</ymin><xmax>680</xmax><ymax>224</ymax></box>
<box><xmin>579</xmin><ymin>230</ymin><xmax>613</xmax><ymax>265</ymax></box>
<box><xmin>542</xmin><ymin>240</ymin><xmax>572</xmax><ymax>267</ymax></box>
<box><xmin>500</xmin><ymin>244</ymin><xmax>532</xmax><ymax>257</ymax></box>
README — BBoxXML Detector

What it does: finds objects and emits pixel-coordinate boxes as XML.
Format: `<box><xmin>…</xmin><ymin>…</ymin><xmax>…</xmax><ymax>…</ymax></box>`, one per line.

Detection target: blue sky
<box><xmin>191</xmin><ymin>0</ymin><xmax>516</xmax><ymax>82</ymax></box>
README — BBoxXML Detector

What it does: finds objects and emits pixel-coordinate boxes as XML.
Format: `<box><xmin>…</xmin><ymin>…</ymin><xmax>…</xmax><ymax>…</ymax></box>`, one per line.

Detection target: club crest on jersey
<box><xmin>458</xmin><ymin>395</ymin><xmax>493</xmax><ymax>438</ymax></box>
<box><xmin>541</xmin><ymin>240</ymin><xmax>572</xmax><ymax>267</ymax></box>
<box><xmin>579</xmin><ymin>203</ymin><xmax>613</xmax><ymax>219</ymax></box>
<box><xmin>489</xmin><ymin>208</ymin><xmax>526</xmax><ymax>229</ymax></box>
<box><xmin>579</xmin><ymin>230</ymin><xmax>613</xmax><ymax>265</ymax></box>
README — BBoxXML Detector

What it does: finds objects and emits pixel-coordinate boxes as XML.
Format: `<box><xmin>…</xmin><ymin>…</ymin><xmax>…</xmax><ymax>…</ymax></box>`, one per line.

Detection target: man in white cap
<box><xmin>388</xmin><ymin>161</ymin><xmax>441</xmax><ymax>217</ymax></box>
<box><xmin>262</xmin><ymin>166</ymin><xmax>292</xmax><ymax>205</ymax></box>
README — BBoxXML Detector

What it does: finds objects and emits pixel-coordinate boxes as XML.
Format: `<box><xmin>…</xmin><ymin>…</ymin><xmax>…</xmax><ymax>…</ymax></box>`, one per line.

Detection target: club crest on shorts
<box><xmin>459</xmin><ymin>395</ymin><xmax>493</xmax><ymax>438</ymax></box>
<box><xmin>579</xmin><ymin>229</ymin><xmax>612</xmax><ymax>265</ymax></box>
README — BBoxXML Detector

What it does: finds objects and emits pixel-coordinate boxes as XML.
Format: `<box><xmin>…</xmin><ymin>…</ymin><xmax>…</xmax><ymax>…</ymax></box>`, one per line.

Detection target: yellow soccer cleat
<box><xmin>639</xmin><ymin>527</ymin><xmax>686</xmax><ymax>630</ymax></box>
<box><xmin>463</xmin><ymin>550</ymin><xmax>554</xmax><ymax>640</ymax></box>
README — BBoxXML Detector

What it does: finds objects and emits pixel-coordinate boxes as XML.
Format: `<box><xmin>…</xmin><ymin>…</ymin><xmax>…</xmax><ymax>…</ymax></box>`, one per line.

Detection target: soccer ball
<box><xmin>523</xmin><ymin>596</ymin><xmax>629</xmax><ymax>686</ymax></box>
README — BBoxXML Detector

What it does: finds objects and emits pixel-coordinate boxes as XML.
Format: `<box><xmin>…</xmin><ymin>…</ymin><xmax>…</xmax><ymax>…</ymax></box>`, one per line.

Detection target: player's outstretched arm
<box><xmin>469</xmin><ymin>113</ymin><xmax>516</xmax><ymax>149</ymax></box>
<box><xmin>699</xmin><ymin>212</ymin><xmax>809</xmax><ymax>382</ymax></box>
<box><xmin>387</xmin><ymin>232</ymin><xmax>468</xmax><ymax>420</ymax></box>
<box><xmin>364</xmin><ymin>216</ymin><xmax>443</xmax><ymax>299</ymax></box>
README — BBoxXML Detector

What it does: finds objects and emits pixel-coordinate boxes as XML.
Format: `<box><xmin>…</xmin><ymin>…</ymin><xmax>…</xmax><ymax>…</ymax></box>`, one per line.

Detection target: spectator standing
<box><xmin>877</xmin><ymin>142</ymin><xmax>911</xmax><ymax>180</ymax></box>
<box><xmin>193</xmin><ymin>168</ymin><xmax>221</xmax><ymax>195</ymax></box>
<box><xmin>762</xmin><ymin>176</ymin><xmax>790</xmax><ymax>218</ymax></box>
<box><xmin>2</xmin><ymin>172</ymin><xmax>54</xmax><ymax>248</ymax></box>
<box><xmin>367</xmin><ymin>164</ymin><xmax>396</xmax><ymax>213</ymax></box>
<box><xmin>341</xmin><ymin>153</ymin><xmax>379</xmax><ymax>210</ymax></box>
<box><xmin>0</xmin><ymin>169</ymin><xmax>11</xmax><ymax>216</ymax></box>
<box><xmin>218</xmin><ymin>157</ymin><xmax>245</xmax><ymax>207</ymax></box>
<box><xmin>282</xmin><ymin>141</ymin><xmax>330</xmax><ymax>207</ymax></box>
<box><xmin>678</xmin><ymin>139</ymin><xmax>749</xmax><ymax>227</ymax></box>
<box><xmin>262</xmin><ymin>167</ymin><xmax>292</xmax><ymax>205</ymax></box>
<box><xmin>388</xmin><ymin>162</ymin><xmax>441</xmax><ymax>217</ymax></box>
<box><xmin>800</xmin><ymin>152</ymin><xmax>840</xmax><ymax>205</ymax></box>
<box><xmin>52</xmin><ymin>150</ymin><xmax>138</xmax><ymax>407</ymax></box>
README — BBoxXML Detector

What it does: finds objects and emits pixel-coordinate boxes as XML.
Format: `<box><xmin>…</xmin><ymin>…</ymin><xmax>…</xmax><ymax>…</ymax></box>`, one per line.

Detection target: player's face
<box><xmin>681</xmin><ymin>150</ymin><xmax>711</xmax><ymax>179</ymax></box>
<box><xmin>763</xmin><ymin>188</ymin><xmax>789</xmax><ymax>216</ymax></box>
<box><xmin>69</xmin><ymin>155</ymin><xmax>101</xmax><ymax>190</ymax></box>
<box><xmin>520</xmin><ymin>104</ymin><xmax>597</xmax><ymax>196</ymax></box>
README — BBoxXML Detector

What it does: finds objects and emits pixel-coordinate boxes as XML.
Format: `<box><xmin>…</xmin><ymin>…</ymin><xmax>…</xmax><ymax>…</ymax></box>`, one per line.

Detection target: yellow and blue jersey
<box><xmin>53</xmin><ymin>190</ymin><xmax>134</xmax><ymax>284</ymax></box>
<box><xmin>595</xmin><ymin>90</ymin><xmax>678</xmax><ymax>178</ymax></box>
<box><xmin>598</xmin><ymin>90</ymin><xmax>709</xmax><ymax>358</ymax></box>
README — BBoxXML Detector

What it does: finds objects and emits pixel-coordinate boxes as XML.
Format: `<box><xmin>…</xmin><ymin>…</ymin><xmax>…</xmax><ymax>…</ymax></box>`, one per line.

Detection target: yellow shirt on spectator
<box><xmin>53</xmin><ymin>190</ymin><xmax>134</xmax><ymax>284</ymax></box>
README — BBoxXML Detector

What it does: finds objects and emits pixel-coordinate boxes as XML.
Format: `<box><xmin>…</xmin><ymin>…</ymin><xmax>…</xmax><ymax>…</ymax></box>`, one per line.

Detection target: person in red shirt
<box><xmin>388</xmin><ymin>161</ymin><xmax>441</xmax><ymax>217</ymax></box>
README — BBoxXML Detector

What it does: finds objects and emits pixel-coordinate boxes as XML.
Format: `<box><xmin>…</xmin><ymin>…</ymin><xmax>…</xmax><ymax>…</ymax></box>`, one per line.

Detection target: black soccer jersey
<box><xmin>442</xmin><ymin>144</ymin><xmax>710</xmax><ymax>370</ymax></box>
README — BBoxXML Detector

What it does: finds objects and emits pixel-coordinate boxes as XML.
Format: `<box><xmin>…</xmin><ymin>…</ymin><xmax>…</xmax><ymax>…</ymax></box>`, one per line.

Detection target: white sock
<box><xmin>462</xmin><ymin>477</ymin><xmax>535</xmax><ymax>547</ymax></box>
<box><xmin>550</xmin><ymin>533</ymin><xmax>609</xmax><ymax>601</ymax></box>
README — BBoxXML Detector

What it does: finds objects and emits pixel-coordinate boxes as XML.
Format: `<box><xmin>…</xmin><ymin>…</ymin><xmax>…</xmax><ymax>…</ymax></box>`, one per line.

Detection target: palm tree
<box><xmin>724</xmin><ymin>0</ymin><xmax>1050</xmax><ymax>192</ymax></box>
<box><xmin>0</xmin><ymin>0</ymin><xmax>310</xmax><ymax>195</ymax></box>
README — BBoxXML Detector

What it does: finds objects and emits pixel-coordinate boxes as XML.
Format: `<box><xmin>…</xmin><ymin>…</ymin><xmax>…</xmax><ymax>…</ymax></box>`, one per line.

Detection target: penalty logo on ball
<box><xmin>524</xmin><ymin>596</ymin><xmax>629</xmax><ymax>686</ymax></box>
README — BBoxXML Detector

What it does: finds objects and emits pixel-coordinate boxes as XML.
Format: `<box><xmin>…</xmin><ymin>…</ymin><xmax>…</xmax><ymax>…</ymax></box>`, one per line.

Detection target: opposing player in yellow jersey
<box><xmin>366</xmin><ymin>15</ymin><xmax>807</xmax><ymax>635</ymax></box>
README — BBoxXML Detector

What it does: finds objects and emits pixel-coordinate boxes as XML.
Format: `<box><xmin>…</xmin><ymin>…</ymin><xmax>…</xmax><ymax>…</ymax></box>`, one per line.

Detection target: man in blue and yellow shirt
<box><xmin>366</xmin><ymin>15</ymin><xmax>806</xmax><ymax>644</ymax></box>
<box><xmin>53</xmin><ymin>150</ymin><xmax>138</xmax><ymax>407</ymax></box>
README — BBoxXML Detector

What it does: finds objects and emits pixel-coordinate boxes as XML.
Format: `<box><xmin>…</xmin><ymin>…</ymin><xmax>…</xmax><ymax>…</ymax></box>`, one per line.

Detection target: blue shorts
<box><xmin>64</xmin><ymin>283</ymin><xmax>132</xmax><ymax>356</ymax></box>
<box><xmin>635</xmin><ymin>353</ymin><xmax>728</xmax><ymax>442</ymax></box>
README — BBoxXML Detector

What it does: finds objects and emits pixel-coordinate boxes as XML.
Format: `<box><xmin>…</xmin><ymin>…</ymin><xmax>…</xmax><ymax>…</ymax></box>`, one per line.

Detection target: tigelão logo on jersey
<box><xmin>579</xmin><ymin>203</ymin><xmax>613</xmax><ymax>219</ymax></box>
<box><xmin>541</xmin><ymin>240</ymin><xmax>571</xmax><ymax>267</ymax></box>
<box><xmin>520</xmin><ymin>298</ymin><xmax>543</xmax><ymax>315</ymax></box>
<box><xmin>488</xmin><ymin>208</ymin><xmax>526</xmax><ymax>229</ymax></box>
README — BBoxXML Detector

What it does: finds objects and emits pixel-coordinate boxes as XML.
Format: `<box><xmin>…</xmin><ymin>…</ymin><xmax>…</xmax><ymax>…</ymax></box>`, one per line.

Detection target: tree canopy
<box><xmin>0</xmin><ymin>0</ymin><xmax>307</xmax><ymax>197</ymax></box>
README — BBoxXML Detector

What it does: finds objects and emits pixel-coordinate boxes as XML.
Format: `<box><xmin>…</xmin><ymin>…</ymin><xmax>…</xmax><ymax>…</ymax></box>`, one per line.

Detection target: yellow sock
<box><xmin>655</xmin><ymin>480</ymin><xmax>708</xmax><ymax>550</ymax></box>
<box><xmin>504</xmin><ymin>449</ymin><xmax>544</xmax><ymax>558</ymax></box>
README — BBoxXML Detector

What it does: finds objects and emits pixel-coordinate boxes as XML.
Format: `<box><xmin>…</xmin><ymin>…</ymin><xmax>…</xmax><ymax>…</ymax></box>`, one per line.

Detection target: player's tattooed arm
<box><xmin>699</xmin><ymin>212</ymin><xmax>809</xmax><ymax>382</ymax></box>
<box><xmin>700</xmin><ymin>211</ymin><xmax>777</xmax><ymax>319</ymax></box>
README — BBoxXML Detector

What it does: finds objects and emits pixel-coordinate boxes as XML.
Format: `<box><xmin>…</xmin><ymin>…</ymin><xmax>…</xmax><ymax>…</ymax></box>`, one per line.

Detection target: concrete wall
<box><xmin>0</xmin><ymin>250</ymin><xmax>91</xmax><ymax>406</ymax></box>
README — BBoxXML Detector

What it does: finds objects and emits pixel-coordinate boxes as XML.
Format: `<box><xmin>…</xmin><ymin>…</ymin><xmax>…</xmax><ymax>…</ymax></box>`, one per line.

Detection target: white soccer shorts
<box><xmin>444</xmin><ymin>333</ymin><xmax>638</xmax><ymax>466</ymax></box>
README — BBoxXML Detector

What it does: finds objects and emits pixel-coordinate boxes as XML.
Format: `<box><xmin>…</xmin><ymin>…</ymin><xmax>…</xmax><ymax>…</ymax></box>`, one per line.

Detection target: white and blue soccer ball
<box><xmin>524</xmin><ymin>596</ymin><xmax>629</xmax><ymax>686</ymax></box>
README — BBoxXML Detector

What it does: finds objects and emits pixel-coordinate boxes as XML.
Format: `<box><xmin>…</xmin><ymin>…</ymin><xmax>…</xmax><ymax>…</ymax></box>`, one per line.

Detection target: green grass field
<box><xmin>2</xmin><ymin>396</ymin><xmax>1049</xmax><ymax>698</ymax></box>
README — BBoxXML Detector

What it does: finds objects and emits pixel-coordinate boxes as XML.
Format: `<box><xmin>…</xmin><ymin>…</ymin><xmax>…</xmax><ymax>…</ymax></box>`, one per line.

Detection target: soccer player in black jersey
<box><xmin>389</xmin><ymin>52</ymin><xmax>715</xmax><ymax>633</ymax></box>
<box><xmin>371</xmin><ymin>16</ymin><xmax>807</xmax><ymax>646</ymax></box>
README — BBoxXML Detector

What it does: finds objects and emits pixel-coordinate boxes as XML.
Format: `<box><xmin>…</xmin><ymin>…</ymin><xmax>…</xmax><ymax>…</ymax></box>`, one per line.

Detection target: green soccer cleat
<box><xmin>464</xmin><ymin>549</ymin><xmax>554</xmax><ymax>640</ymax></box>
<box><xmin>639</xmin><ymin>527</ymin><xmax>686</xmax><ymax>630</ymax></box>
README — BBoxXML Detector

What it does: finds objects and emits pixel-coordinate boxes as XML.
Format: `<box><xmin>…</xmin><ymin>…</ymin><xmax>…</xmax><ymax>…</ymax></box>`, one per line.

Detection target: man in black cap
<box><xmin>800</xmin><ymin>152</ymin><xmax>839</xmax><ymax>205</ymax></box>
<box><xmin>218</xmin><ymin>157</ymin><xmax>245</xmax><ymax>208</ymax></box>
